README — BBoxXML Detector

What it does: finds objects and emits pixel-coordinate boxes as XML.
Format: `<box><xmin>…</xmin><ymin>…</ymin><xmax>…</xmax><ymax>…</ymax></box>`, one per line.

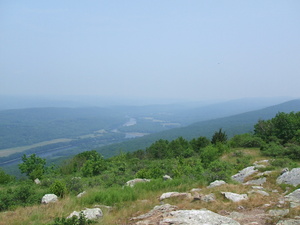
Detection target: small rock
<box><xmin>190</xmin><ymin>188</ymin><xmax>202</xmax><ymax>192</ymax></box>
<box><xmin>222</xmin><ymin>192</ymin><xmax>248</xmax><ymax>202</ymax></box>
<box><xmin>159</xmin><ymin>192</ymin><xmax>191</xmax><ymax>201</ymax></box>
<box><xmin>67</xmin><ymin>208</ymin><xmax>103</xmax><ymax>220</ymax></box>
<box><xmin>77</xmin><ymin>191</ymin><xmax>86</xmax><ymax>198</ymax></box>
<box><xmin>252</xmin><ymin>186</ymin><xmax>264</xmax><ymax>189</ymax></box>
<box><xmin>34</xmin><ymin>178</ymin><xmax>41</xmax><ymax>185</ymax></box>
<box><xmin>125</xmin><ymin>178</ymin><xmax>150</xmax><ymax>187</ymax></box>
<box><xmin>248</xmin><ymin>190</ymin><xmax>269</xmax><ymax>196</ymax></box>
<box><xmin>208</xmin><ymin>180</ymin><xmax>226</xmax><ymax>188</ymax></box>
<box><xmin>163</xmin><ymin>175</ymin><xmax>172</xmax><ymax>180</ymax></box>
<box><xmin>41</xmin><ymin>194</ymin><xmax>58</xmax><ymax>204</ymax></box>
<box><xmin>244</xmin><ymin>177</ymin><xmax>266</xmax><ymax>185</ymax></box>
<box><xmin>201</xmin><ymin>193</ymin><xmax>216</xmax><ymax>202</ymax></box>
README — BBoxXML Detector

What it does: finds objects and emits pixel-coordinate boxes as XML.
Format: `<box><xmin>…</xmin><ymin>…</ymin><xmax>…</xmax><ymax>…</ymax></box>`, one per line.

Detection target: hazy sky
<box><xmin>1</xmin><ymin>1</ymin><xmax>300</xmax><ymax>102</ymax></box>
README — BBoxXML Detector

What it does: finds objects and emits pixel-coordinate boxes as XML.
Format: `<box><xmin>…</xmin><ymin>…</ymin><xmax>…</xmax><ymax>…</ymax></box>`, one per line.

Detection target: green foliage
<box><xmin>50</xmin><ymin>212</ymin><xmax>93</xmax><ymax>225</ymax></box>
<box><xmin>18</xmin><ymin>154</ymin><xmax>46</xmax><ymax>180</ymax></box>
<box><xmin>200</xmin><ymin>145</ymin><xmax>220</xmax><ymax>167</ymax></box>
<box><xmin>190</xmin><ymin>136</ymin><xmax>211</xmax><ymax>152</ymax></box>
<box><xmin>211</xmin><ymin>128</ymin><xmax>228</xmax><ymax>145</ymax></box>
<box><xmin>270</xmin><ymin>158</ymin><xmax>298</xmax><ymax>169</ymax></box>
<box><xmin>50</xmin><ymin>180</ymin><xmax>67</xmax><ymax>197</ymax></box>
<box><xmin>0</xmin><ymin>182</ymin><xmax>43</xmax><ymax>211</ymax></box>
<box><xmin>205</xmin><ymin>160</ymin><xmax>234</xmax><ymax>183</ymax></box>
<box><xmin>229</xmin><ymin>133</ymin><xmax>263</xmax><ymax>148</ymax></box>
<box><xmin>260</xmin><ymin>142</ymin><xmax>300</xmax><ymax>160</ymax></box>
<box><xmin>254</xmin><ymin>112</ymin><xmax>300</xmax><ymax>144</ymax></box>
<box><xmin>0</xmin><ymin>168</ymin><xmax>14</xmax><ymax>184</ymax></box>
<box><xmin>66</xmin><ymin>177</ymin><xmax>84</xmax><ymax>194</ymax></box>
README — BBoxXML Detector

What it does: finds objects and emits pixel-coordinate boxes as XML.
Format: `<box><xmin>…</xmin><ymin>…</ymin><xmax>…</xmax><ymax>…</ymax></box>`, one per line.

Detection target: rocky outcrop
<box><xmin>41</xmin><ymin>194</ymin><xmax>58</xmax><ymax>204</ymax></box>
<box><xmin>132</xmin><ymin>205</ymin><xmax>240</xmax><ymax>225</ymax></box>
<box><xmin>222</xmin><ymin>192</ymin><xmax>248</xmax><ymax>202</ymax></box>
<box><xmin>67</xmin><ymin>208</ymin><xmax>103</xmax><ymax>220</ymax></box>
<box><xmin>125</xmin><ymin>178</ymin><xmax>150</xmax><ymax>187</ymax></box>
<box><xmin>208</xmin><ymin>180</ymin><xmax>226</xmax><ymax>188</ymax></box>
<box><xmin>160</xmin><ymin>209</ymin><xmax>240</xmax><ymax>225</ymax></box>
<box><xmin>231</xmin><ymin>166</ymin><xmax>257</xmax><ymax>183</ymax></box>
<box><xmin>284</xmin><ymin>189</ymin><xmax>300</xmax><ymax>208</ymax></box>
<box><xmin>277</xmin><ymin>168</ymin><xmax>300</xmax><ymax>186</ymax></box>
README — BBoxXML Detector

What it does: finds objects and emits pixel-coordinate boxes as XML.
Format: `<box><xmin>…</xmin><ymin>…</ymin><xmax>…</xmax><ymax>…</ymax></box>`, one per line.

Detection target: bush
<box><xmin>50</xmin><ymin>212</ymin><xmax>93</xmax><ymax>225</ymax></box>
<box><xmin>230</xmin><ymin>133</ymin><xmax>263</xmax><ymax>148</ymax></box>
<box><xmin>50</xmin><ymin>180</ymin><xmax>67</xmax><ymax>197</ymax></box>
<box><xmin>204</xmin><ymin>160</ymin><xmax>234</xmax><ymax>183</ymax></box>
<box><xmin>0</xmin><ymin>169</ymin><xmax>14</xmax><ymax>184</ymax></box>
<box><xmin>270</xmin><ymin>158</ymin><xmax>298</xmax><ymax>169</ymax></box>
<box><xmin>66</xmin><ymin>177</ymin><xmax>84</xmax><ymax>194</ymax></box>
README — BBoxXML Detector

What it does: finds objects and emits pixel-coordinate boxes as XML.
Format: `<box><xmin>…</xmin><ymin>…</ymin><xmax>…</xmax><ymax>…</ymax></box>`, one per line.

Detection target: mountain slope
<box><xmin>96</xmin><ymin>99</ymin><xmax>300</xmax><ymax>157</ymax></box>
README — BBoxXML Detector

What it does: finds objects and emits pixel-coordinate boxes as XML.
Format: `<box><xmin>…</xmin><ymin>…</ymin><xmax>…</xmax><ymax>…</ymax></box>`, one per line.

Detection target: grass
<box><xmin>0</xmin><ymin>139</ymin><xmax>72</xmax><ymax>157</ymax></box>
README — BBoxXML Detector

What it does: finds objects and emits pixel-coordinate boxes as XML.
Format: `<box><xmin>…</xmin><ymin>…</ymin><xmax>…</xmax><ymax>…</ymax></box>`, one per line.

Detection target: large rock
<box><xmin>268</xmin><ymin>209</ymin><xmax>289</xmax><ymax>217</ymax></box>
<box><xmin>222</xmin><ymin>192</ymin><xmax>248</xmax><ymax>202</ymax></box>
<box><xmin>125</xmin><ymin>178</ymin><xmax>150</xmax><ymax>187</ymax></box>
<box><xmin>277</xmin><ymin>168</ymin><xmax>300</xmax><ymax>186</ymax></box>
<box><xmin>284</xmin><ymin>189</ymin><xmax>300</xmax><ymax>208</ymax></box>
<box><xmin>231</xmin><ymin>166</ymin><xmax>257</xmax><ymax>183</ymax></box>
<box><xmin>67</xmin><ymin>208</ymin><xmax>103</xmax><ymax>220</ymax></box>
<box><xmin>208</xmin><ymin>180</ymin><xmax>226</xmax><ymax>188</ymax></box>
<box><xmin>159</xmin><ymin>192</ymin><xmax>191</xmax><ymax>201</ymax></box>
<box><xmin>161</xmin><ymin>209</ymin><xmax>240</xmax><ymax>225</ymax></box>
<box><xmin>41</xmin><ymin>194</ymin><xmax>58</xmax><ymax>204</ymax></box>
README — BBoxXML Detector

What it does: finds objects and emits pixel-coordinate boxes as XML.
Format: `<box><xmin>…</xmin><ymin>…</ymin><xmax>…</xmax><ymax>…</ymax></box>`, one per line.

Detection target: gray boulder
<box><xmin>277</xmin><ymin>168</ymin><xmax>300</xmax><ymax>186</ymax></box>
<box><xmin>41</xmin><ymin>194</ymin><xmax>58</xmax><ymax>204</ymax></box>
<box><xmin>125</xmin><ymin>178</ymin><xmax>150</xmax><ymax>187</ymax></box>
<box><xmin>284</xmin><ymin>189</ymin><xmax>300</xmax><ymax>208</ymax></box>
<box><xmin>67</xmin><ymin>208</ymin><xmax>103</xmax><ymax>220</ymax></box>
<box><xmin>222</xmin><ymin>192</ymin><xmax>248</xmax><ymax>202</ymax></box>
<box><xmin>161</xmin><ymin>209</ymin><xmax>240</xmax><ymax>225</ymax></box>
<box><xmin>208</xmin><ymin>180</ymin><xmax>226</xmax><ymax>188</ymax></box>
<box><xmin>231</xmin><ymin>166</ymin><xmax>257</xmax><ymax>183</ymax></box>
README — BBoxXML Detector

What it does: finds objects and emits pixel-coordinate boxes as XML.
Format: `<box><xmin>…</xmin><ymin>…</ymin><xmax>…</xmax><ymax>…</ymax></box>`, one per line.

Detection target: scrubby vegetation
<box><xmin>0</xmin><ymin>111</ymin><xmax>300</xmax><ymax>224</ymax></box>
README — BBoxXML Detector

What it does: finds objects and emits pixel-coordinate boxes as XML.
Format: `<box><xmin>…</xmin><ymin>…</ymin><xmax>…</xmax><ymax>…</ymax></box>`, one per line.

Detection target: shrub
<box><xmin>50</xmin><ymin>212</ymin><xmax>93</xmax><ymax>225</ymax></box>
<box><xmin>204</xmin><ymin>160</ymin><xmax>234</xmax><ymax>183</ymax></box>
<box><xmin>0</xmin><ymin>169</ymin><xmax>14</xmax><ymax>184</ymax></box>
<box><xmin>50</xmin><ymin>180</ymin><xmax>67</xmax><ymax>197</ymax></box>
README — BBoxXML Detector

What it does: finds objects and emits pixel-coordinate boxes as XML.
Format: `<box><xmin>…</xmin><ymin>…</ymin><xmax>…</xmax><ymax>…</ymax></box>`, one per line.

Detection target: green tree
<box><xmin>18</xmin><ymin>154</ymin><xmax>46</xmax><ymax>180</ymax></box>
<box><xmin>211</xmin><ymin>128</ymin><xmax>228</xmax><ymax>145</ymax></box>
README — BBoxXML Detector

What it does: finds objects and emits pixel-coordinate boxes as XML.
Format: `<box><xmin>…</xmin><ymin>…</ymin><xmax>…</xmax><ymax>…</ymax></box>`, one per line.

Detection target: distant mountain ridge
<box><xmin>96</xmin><ymin>99</ymin><xmax>300</xmax><ymax>157</ymax></box>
